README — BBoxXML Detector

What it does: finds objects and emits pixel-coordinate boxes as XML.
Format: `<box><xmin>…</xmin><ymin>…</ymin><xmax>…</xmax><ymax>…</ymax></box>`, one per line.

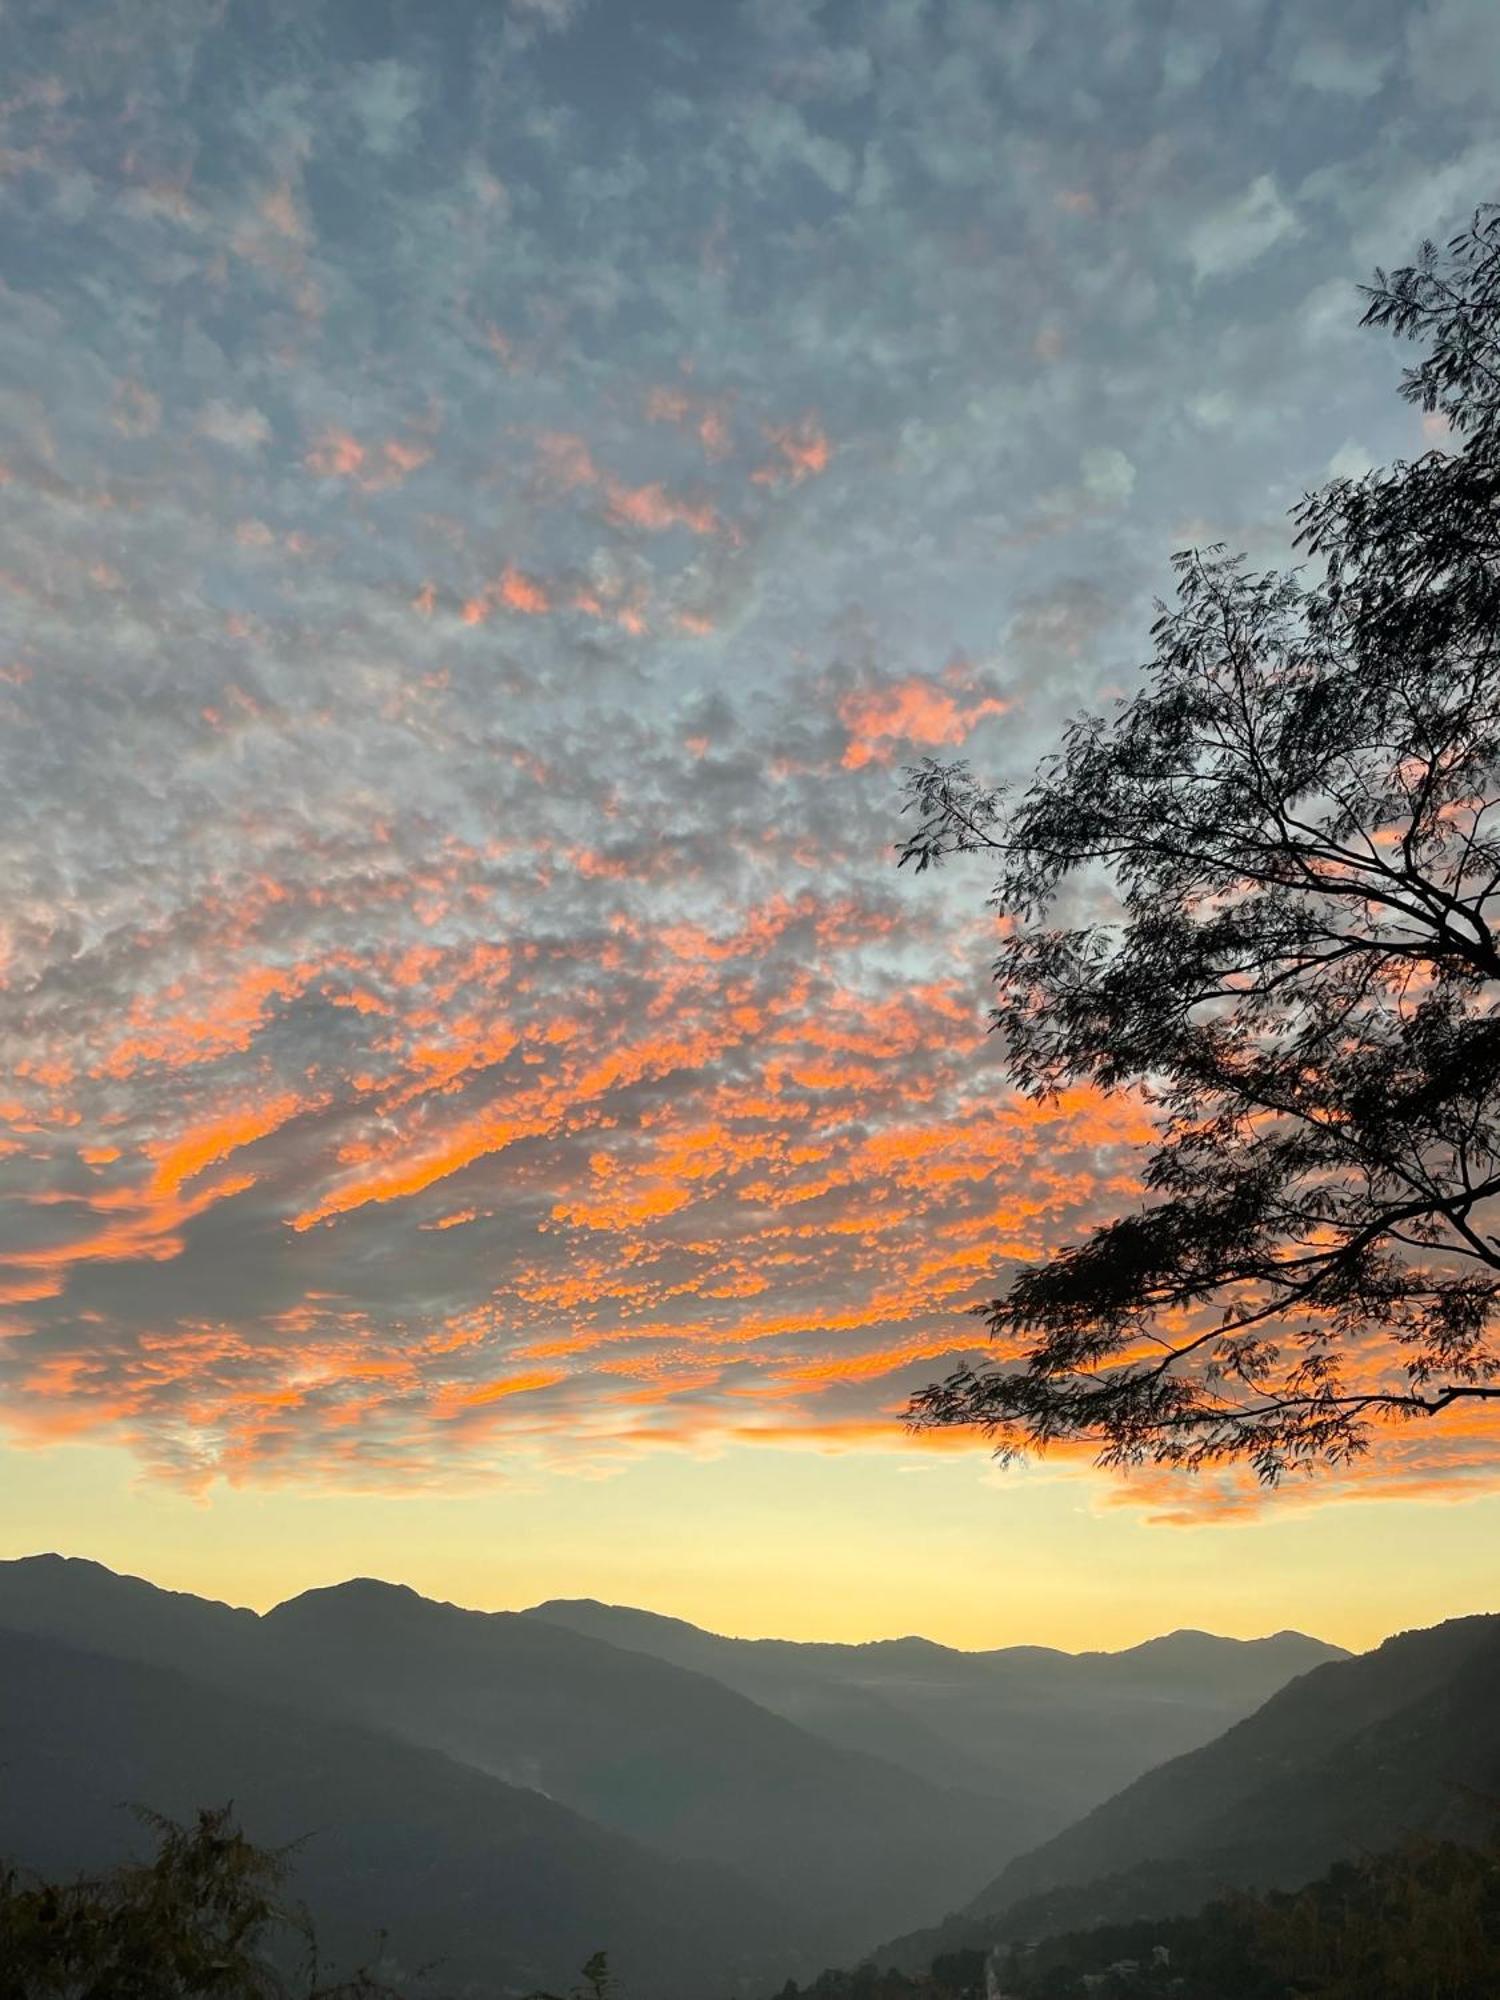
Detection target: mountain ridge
<box><xmin>523</xmin><ymin>1593</ymin><xmax>1347</xmax><ymax>1831</ymax></box>
<box><xmin>0</xmin><ymin>1620</ymin><xmax>803</xmax><ymax>1998</ymax></box>
<box><xmin>0</xmin><ymin>1552</ymin><xmax>1365</xmax><ymax>1985</ymax></box>
<box><xmin>530</xmin><ymin>1598</ymin><xmax>1330</xmax><ymax>1663</ymax></box>
<box><xmin>873</xmin><ymin>1609</ymin><xmax>1500</xmax><ymax>1974</ymax></box>
<box><xmin>0</xmin><ymin>1555</ymin><xmax>1032</xmax><ymax>1959</ymax></box>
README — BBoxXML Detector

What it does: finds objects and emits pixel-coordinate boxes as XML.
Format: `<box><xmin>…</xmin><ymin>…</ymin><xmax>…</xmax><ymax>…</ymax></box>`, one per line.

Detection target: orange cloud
<box><xmin>304</xmin><ymin>428</ymin><xmax>432</xmax><ymax>491</ymax></box>
<box><xmin>752</xmin><ymin>415</ymin><xmax>830</xmax><ymax>486</ymax></box>
<box><xmin>96</xmin><ymin>963</ymin><xmax>310</xmax><ymax>1079</ymax></box>
<box><xmin>305</xmin><ymin>427</ymin><xmax>366</xmax><ymax>478</ymax></box>
<box><xmin>0</xmin><ymin>1169</ymin><xmax>258</xmax><ymax>1280</ymax></box>
<box><xmin>498</xmin><ymin>565</ymin><xmax>551</xmax><ymax>614</ymax></box>
<box><xmin>606</xmin><ymin>481</ymin><xmax>718</xmax><ymax>536</ymax></box>
<box><xmin>430</xmin><ymin>1369</ymin><xmax>567</xmax><ymax>1420</ymax></box>
<box><xmin>645</xmin><ymin>385</ymin><xmax>734</xmax><ymax>459</ymax></box>
<box><xmin>147</xmin><ymin>1094</ymin><xmax>306</xmax><ymax>1202</ymax></box>
<box><xmin>535</xmin><ymin>430</ymin><xmax>719</xmax><ymax>536</ymax></box>
<box><xmin>21</xmin><ymin>813</ymin><xmax>1435</xmax><ymax>1517</ymax></box>
<box><xmin>464</xmin><ymin>563</ymin><xmax>553</xmax><ymax>622</ymax></box>
<box><xmin>839</xmin><ymin>666</ymin><xmax>1010</xmax><ymax>769</ymax></box>
<box><xmin>292</xmin><ymin>1108</ymin><xmax>554</xmax><ymax>1230</ymax></box>
<box><xmin>0</xmin><ymin>1093</ymin><xmax>308</xmax><ymax>1300</ymax></box>
<box><xmin>0</xmin><ymin>1275</ymin><xmax>65</xmax><ymax>1305</ymax></box>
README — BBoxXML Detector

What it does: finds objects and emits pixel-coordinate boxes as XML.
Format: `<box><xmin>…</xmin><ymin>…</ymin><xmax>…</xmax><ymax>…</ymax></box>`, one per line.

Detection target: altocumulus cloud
<box><xmin>0</xmin><ymin>0</ymin><xmax>1495</xmax><ymax>1510</ymax></box>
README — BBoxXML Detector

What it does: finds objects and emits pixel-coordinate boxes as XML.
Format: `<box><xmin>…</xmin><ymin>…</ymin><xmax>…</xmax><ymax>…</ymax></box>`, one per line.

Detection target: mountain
<box><xmin>0</xmin><ymin>1623</ymin><xmax>799</xmax><ymax>1999</ymax></box>
<box><xmin>524</xmin><ymin>1597</ymin><xmax>1345</xmax><ymax>1832</ymax></box>
<box><xmin>0</xmin><ymin>1549</ymin><xmax>259</xmax><ymax>1663</ymax></box>
<box><xmin>259</xmin><ymin>1578</ymin><xmax>1031</xmax><ymax>1951</ymax></box>
<box><xmin>0</xmin><ymin>1556</ymin><xmax>1030</xmax><ymax>1960</ymax></box>
<box><xmin>780</xmin><ymin>1837</ymin><xmax>1500</xmax><ymax>2000</ymax></box>
<box><xmin>0</xmin><ymin>1553</ymin><xmax>1378</xmax><ymax>1985</ymax></box>
<box><xmin>879</xmin><ymin>1611</ymin><xmax>1500</xmax><ymax>1969</ymax></box>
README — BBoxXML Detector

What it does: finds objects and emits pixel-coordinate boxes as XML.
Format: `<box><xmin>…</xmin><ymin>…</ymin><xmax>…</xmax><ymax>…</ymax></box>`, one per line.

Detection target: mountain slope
<box><xmin>260</xmin><ymin>1578</ymin><xmax>1029</xmax><ymax>1951</ymax></box>
<box><xmin>525</xmin><ymin>1597</ymin><xmax>1345</xmax><ymax>1831</ymax></box>
<box><xmin>0</xmin><ymin>1624</ymin><xmax>801</xmax><ymax>2000</ymax></box>
<box><xmin>0</xmin><ymin>1550</ymin><xmax>258</xmax><ymax>1663</ymax></box>
<box><xmin>880</xmin><ymin>1611</ymin><xmax>1500</xmax><ymax>1969</ymax></box>
<box><xmin>0</xmin><ymin>1556</ymin><xmax>1031</xmax><ymax>1958</ymax></box>
<box><xmin>971</xmin><ymin>1612</ymin><xmax>1500</xmax><ymax>1921</ymax></box>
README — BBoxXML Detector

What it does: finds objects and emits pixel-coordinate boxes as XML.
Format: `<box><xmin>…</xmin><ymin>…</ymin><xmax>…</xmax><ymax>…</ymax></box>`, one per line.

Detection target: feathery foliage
<box><xmin>0</xmin><ymin>1804</ymin><xmax>405</xmax><ymax>1999</ymax></box>
<box><xmin>902</xmin><ymin>205</ymin><xmax>1500</xmax><ymax>1479</ymax></box>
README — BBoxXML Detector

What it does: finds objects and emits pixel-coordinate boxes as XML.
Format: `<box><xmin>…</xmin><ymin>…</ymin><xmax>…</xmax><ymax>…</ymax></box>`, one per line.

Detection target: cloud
<box><xmin>838</xmin><ymin>662</ymin><xmax>1010</xmax><ymax>770</ymax></box>
<box><xmin>1288</xmin><ymin>39</ymin><xmax>1392</xmax><ymax>99</ymax></box>
<box><xmin>346</xmin><ymin>59</ymin><xmax>425</xmax><ymax>155</ymax></box>
<box><xmin>510</xmin><ymin>0</ymin><xmax>584</xmax><ymax>27</ymax></box>
<box><xmin>1326</xmin><ymin>437</ymin><xmax>1377</xmax><ymax>480</ymax></box>
<box><xmin>751</xmin><ymin>417</ymin><xmax>832</xmax><ymax>487</ymax></box>
<box><xmin>196</xmin><ymin>401</ymin><xmax>273</xmax><ymax>452</ymax></box>
<box><xmin>0</xmin><ymin>0</ymin><xmax>1492</xmax><ymax>1526</ymax></box>
<box><xmin>304</xmin><ymin>428</ymin><xmax>432</xmax><ymax>491</ymax></box>
<box><xmin>740</xmin><ymin>98</ymin><xmax>857</xmax><ymax>198</ymax></box>
<box><xmin>1186</xmin><ymin>174</ymin><xmax>1300</xmax><ymax>279</ymax></box>
<box><xmin>1079</xmin><ymin>446</ymin><xmax>1136</xmax><ymax>507</ymax></box>
<box><xmin>1405</xmin><ymin>0</ymin><xmax>1500</xmax><ymax>107</ymax></box>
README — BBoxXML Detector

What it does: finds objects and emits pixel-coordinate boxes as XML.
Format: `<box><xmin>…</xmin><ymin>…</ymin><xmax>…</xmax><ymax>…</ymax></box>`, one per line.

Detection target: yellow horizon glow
<box><xmin>2</xmin><ymin>1434</ymin><xmax>1496</xmax><ymax>1656</ymax></box>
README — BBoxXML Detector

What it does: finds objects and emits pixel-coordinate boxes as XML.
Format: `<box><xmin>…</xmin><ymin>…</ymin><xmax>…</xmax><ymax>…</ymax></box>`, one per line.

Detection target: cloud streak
<box><xmin>0</xmin><ymin>0</ymin><xmax>1494</xmax><ymax>1518</ymax></box>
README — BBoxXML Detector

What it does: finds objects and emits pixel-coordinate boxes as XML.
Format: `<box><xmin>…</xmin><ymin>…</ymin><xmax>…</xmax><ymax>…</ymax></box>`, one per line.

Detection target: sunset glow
<box><xmin>2</xmin><ymin>0</ymin><xmax>1496</xmax><ymax>1650</ymax></box>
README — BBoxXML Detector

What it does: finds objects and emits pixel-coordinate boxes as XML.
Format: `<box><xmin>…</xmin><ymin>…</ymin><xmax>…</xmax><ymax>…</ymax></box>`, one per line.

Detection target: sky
<box><xmin>1</xmin><ymin>0</ymin><xmax>1498</xmax><ymax>1653</ymax></box>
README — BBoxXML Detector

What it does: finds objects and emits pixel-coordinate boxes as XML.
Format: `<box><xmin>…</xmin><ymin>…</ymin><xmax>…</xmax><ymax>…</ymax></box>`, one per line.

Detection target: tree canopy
<box><xmin>901</xmin><ymin>204</ymin><xmax>1500</xmax><ymax>1481</ymax></box>
<box><xmin>0</xmin><ymin>1805</ymin><xmax>381</xmax><ymax>2000</ymax></box>
<box><xmin>0</xmin><ymin>1804</ymin><xmax>607</xmax><ymax>2000</ymax></box>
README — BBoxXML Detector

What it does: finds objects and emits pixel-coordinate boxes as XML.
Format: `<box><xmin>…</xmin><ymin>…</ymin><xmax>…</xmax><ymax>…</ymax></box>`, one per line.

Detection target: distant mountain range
<box><xmin>0</xmin><ymin>1556</ymin><xmax>1025</xmax><ymax>1966</ymax></box>
<box><xmin>879</xmin><ymin>1610</ymin><xmax>1500</xmax><ymax>1974</ymax></box>
<box><xmin>525</xmin><ymin>1597</ymin><xmax>1345</xmax><ymax>1829</ymax></box>
<box><xmin>0</xmin><ymin>1554</ymin><xmax>1358</xmax><ymax>1993</ymax></box>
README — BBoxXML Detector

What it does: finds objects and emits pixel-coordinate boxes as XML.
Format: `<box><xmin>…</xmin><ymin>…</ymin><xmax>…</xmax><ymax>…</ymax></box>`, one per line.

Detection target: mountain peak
<box><xmin>267</xmin><ymin>1576</ymin><xmax>430</xmax><ymax>1622</ymax></box>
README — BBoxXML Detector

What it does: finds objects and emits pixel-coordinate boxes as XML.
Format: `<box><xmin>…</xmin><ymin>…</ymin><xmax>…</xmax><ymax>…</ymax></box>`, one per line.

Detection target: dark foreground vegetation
<box><xmin>0</xmin><ymin>1805</ymin><xmax>612</xmax><ymax>2000</ymax></box>
<box><xmin>9</xmin><ymin>1809</ymin><xmax>1497</xmax><ymax>2000</ymax></box>
<box><xmin>0</xmin><ymin>1806</ymin><xmax>396</xmax><ymax>2000</ymax></box>
<box><xmin>779</xmin><ymin>1840</ymin><xmax>1500</xmax><ymax>2000</ymax></box>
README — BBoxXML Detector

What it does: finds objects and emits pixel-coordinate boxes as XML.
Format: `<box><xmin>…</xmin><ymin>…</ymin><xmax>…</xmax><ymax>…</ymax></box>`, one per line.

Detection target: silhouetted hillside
<box><xmin>0</xmin><ymin>1625</ymin><xmax>800</xmax><ymax>1999</ymax></box>
<box><xmin>525</xmin><ymin>1597</ymin><xmax>1344</xmax><ymax>1832</ymax></box>
<box><xmin>261</xmin><ymin>1577</ymin><xmax>1030</xmax><ymax>1947</ymax></box>
<box><xmin>782</xmin><ymin>1838</ymin><xmax>1500</xmax><ymax>2000</ymax></box>
<box><xmin>0</xmin><ymin>1556</ymin><xmax>1025</xmax><ymax>1959</ymax></box>
<box><xmin>878</xmin><ymin>1613</ymin><xmax>1500</xmax><ymax>1970</ymax></box>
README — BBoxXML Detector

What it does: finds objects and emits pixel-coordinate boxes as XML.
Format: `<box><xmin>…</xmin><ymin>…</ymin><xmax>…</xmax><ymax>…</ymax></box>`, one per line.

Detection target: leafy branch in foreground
<box><xmin>902</xmin><ymin>204</ymin><xmax>1500</xmax><ymax>1481</ymax></box>
<box><xmin>0</xmin><ymin>1805</ymin><xmax>403</xmax><ymax>2000</ymax></box>
<box><xmin>0</xmin><ymin>1801</ymin><xmax>619</xmax><ymax>2000</ymax></box>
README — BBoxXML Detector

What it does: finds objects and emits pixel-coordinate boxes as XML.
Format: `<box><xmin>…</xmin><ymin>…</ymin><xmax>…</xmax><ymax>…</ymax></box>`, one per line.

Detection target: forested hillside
<box><xmin>879</xmin><ymin>1615</ymin><xmax>1500</xmax><ymax>1973</ymax></box>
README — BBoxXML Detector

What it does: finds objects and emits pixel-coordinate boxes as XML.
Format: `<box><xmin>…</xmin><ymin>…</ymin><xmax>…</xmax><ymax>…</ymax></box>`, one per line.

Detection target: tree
<box><xmin>991</xmin><ymin>1840</ymin><xmax>1500</xmax><ymax>1999</ymax></box>
<box><xmin>522</xmin><ymin>1950</ymin><xmax>613</xmax><ymax>2000</ymax></box>
<box><xmin>900</xmin><ymin>204</ymin><xmax>1500</xmax><ymax>1481</ymax></box>
<box><xmin>0</xmin><ymin>1805</ymin><xmax>400</xmax><ymax>2000</ymax></box>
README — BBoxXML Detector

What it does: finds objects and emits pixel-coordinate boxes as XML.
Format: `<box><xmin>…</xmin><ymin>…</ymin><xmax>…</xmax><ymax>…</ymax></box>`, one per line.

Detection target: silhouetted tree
<box><xmin>0</xmin><ymin>1805</ymin><xmax>401</xmax><ymax>2000</ymax></box>
<box><xmin>902</xmin><ymin>205</ymin><xmax>1500</xmax><ymax>1480</ymax></box>
<box><xmin>523</xmin><ymin>1950</ymin><xmax>613</xmax><ymax>2000</ymax></box>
